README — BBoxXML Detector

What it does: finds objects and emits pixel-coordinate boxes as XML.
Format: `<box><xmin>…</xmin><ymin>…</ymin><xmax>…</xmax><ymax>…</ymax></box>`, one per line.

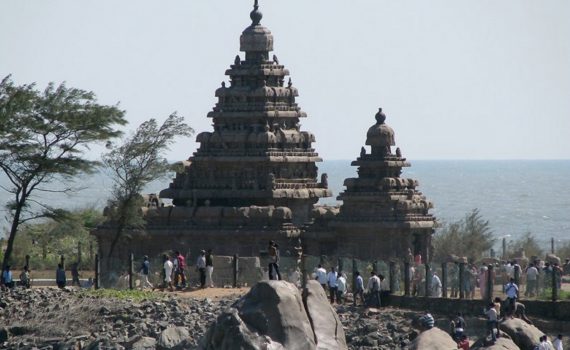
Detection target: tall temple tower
<box><xmin>326</xmin><ymin>108</ymin><xmax>435</xmax><ymax>261</ymax></box>
<box><xmin>160</xmin><ymin>0</ymin><xmax>331</xmax><ymax>224</ymax></box>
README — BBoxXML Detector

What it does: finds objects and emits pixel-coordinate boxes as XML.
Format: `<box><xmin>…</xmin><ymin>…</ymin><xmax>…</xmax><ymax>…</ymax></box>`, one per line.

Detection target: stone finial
<box><xmin>321</xmin><ymin>173</ymin><xmax>329</xmax><ymax>189</ymax></box>
<box><xmin>250</xmin><ymin>0</ymin><xmax>263</xmax><ymax>26</ymax></box>
<box><xmin>234</xmin><ymin>55</ymin><xmax>241</xmax><ymax>66</ymax></box>
<box><xmin>360</xmin><ymin>146</ymin><xmax>366</xmax><ymax>157</ymax></box>
<box><xmin>221</xmin><ymin>81</ymin><xmax>226</xmax><ymax>88</ymax></box>
<box><xmin>375</xmin><ymin>108</ymin><xmax>386</xmax><ymax>124</ymax></box>
<box><xmin>396</xmin><ymin>147</ymin><xmax>402</xmax><ymax>158</ymax></box>
<box><xmin>287</xmin><ymin>78</ymin><xmax>292</xmax><ymax>88</ymax></box>
<box><xmin>273</xmin><ymin>54</ymin><xmax>279</xmax><ymax>64</ymax></box>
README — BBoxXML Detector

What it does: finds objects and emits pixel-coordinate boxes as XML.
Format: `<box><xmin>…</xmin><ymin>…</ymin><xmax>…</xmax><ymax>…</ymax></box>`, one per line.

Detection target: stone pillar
<box><xmin>552</xmin><ymin>268</ymin><xmax>558</xmax><ymax>302</ymax></box>
<box><xmin>233</xmin><ymin>254</ymin><xmax>239</xmax><ymax>288</ymax></box>
<box><xmin>486</xmin><ymin>264</ymin><xmax>494</xmax><ymax>304</ymax></box>
<box><xmin>352</xmin><ymin>258</ymin><xmax>358</xmax><ymax>295</ymax></box>
<box><xmin>128</xmin><ymin>253</ymin><xmax>134</xmax><ymax>290</ymax></box>
<box><xmin>389</xmin><ymin>261</ymin><xmax>396</xmax><ymax>293</ymax></box>
<box><xmin>94</xmin><ymin>254</ymin><xmax>100</xmax><ymax>290</ymax></box>
<box><xmin>442</xmin><ymin>263</ymin><xmax>448</xmax><ymax>298</ymax></box>
<box><xmin>25</xmin><ymin>255</ymin><xmax>30</xmax><ymax>269</ymax></box>
<box><xmin>60</xmin><ymin>255</ymin><xmax>65</xmax><ymax>269</ymax></box>
<box><xmin>459</xmin><ymin>262</ymin><xmax>465</xmax><ymax>299</ymax></box>
<box><xmin>404</xmin><ymin>262</ymin><xmax>410</xmax><ymax>296</ymax></box>
<box><xmin>425</xmin><ymin>263</ymin><xmax>431</xmax><ymax>297</ymax></box>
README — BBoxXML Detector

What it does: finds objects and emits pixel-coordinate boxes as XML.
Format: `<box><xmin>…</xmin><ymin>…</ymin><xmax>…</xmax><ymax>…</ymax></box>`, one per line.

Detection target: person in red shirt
<box><xmin>457</xmin><ymin>334</ymin><xmax>470</xmax><ymax>350</ymax></box>
<box><xmin>175</xmin><ymin>251</ymin><xmax>187</xmax><ymax>289</ymax></box>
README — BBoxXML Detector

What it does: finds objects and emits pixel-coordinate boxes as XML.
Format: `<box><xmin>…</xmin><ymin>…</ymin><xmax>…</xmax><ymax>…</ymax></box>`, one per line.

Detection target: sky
<box><xmin>1</xmin><ymin>0</ymin><xmax>569</xmax><ymax>160</ymax></box>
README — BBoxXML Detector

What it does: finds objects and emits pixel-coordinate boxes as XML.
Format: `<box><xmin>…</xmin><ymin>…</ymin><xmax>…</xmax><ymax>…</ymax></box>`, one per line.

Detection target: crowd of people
<box><xmin>147</xmin><ymin>249</ymin><xmax>215</xmax><ymax>291</ymax></box>
<box><xmin>408</xmin><ymin>257</ymin><xmax>570</xmax><ymax>301</ymax></box>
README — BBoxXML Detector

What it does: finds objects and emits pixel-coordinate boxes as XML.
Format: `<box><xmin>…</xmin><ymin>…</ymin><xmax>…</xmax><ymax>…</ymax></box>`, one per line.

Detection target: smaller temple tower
<box><xmin>329</xmin><ymin>108</ymin><xmax>435</xmax><ymax>261</ymax></box>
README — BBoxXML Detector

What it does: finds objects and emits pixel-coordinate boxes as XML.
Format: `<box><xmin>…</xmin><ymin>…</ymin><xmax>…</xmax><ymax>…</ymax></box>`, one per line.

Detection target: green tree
<box><xmin>0</xmin><ymin>76</ymin><xmax>126</xmax><ymax>268</ymax></box>
<box><xmin>507</xmin><ymin>232</ymin><xmax>544</xmax><ymax>260</ymax></box>
<box><xmin>433</xmin><ymin>209</ymin><xmax>495</xmax><ymax>262</ymax></box>
<box><xmin>13</xmin><ymin>207</ymin><xmax>103</xmax><ymax>269</ymax></box>
<box><xmin>102</xmin><ymin>113</ymin><xmax>193</xmax><ymax>258</ymax></box>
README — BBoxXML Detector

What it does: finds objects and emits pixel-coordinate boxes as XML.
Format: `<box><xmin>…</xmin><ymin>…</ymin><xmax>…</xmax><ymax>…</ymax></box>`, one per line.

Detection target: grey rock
<box><xmin>131</xmin><ymin>337</ymin><xmax>157</xmax><ymax>350</ymax></box>
<box><xmin>500</xmin><ymin>318</ymin><xmax>543</xmax><ymax>350</ymax></box>
<box><xmin>156</xmin><ymin>327</ymin><xmax>191</xmax><ymax>350</ymax></box>
<box><xmin>304</xmin><ymin>280</ymin><xmax>348</xmax><ymax>350</ymax></box>
<box><xmin>202</xmin><ymin>281</ymin><xmax>317</xmax><ymax>350</ymax></box>
<box><xmin>410</xmin><ymin>327</ymin><xmax>458</xmax><ymax>350</ymax></box>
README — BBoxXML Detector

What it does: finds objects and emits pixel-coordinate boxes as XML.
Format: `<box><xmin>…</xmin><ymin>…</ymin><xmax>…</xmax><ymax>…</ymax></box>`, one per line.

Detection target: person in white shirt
<box><xmin>538</xmin><ymin>335</ymin><xmax>554</xmax><ymax>350</ymax></box>
<box><xmin>315</xmin><ymin>264</ymin><xmax>327</xmax><ymax>289</ymax></box>
<box><xmin>431</xmin><ymin>271</ymin><xmax>442</xmax><ymax>297</ymax></box>
<box><xmin>552</xmin><ymin>334</ymin><xmax>563</xmax><ymax>350</ymax></box>
<box><xmin>289</xmin><ymin>268</ymin><xmax>301</xmax><ymax>288</ymax></box>
<box><xmin>525</xmin><ymin>263</ymin><xmax>539</xmax><ymax>297</ymax></box>
<box><xmin>163</xmin><ymin>254</ymin><xmax>174</xmax><ymax>292</ymax></box>
<box><xmin>327</xmin><ymin>267</ymin><xmax>338</xmax><ymax>304</ymax></box>
<box><xmin>367</xmin><ymin>271</ymin><xmax>381</xmax><ymax>307</ymax></box>
<box><xmin>336</xmin><ymin>273</ymin><xmax>347</xmax><ymax>304</ymax></box>
<box><xmin>485</xmin><ymin>302</ymin><xmax>498</xmax><ymax>343</ymax></box>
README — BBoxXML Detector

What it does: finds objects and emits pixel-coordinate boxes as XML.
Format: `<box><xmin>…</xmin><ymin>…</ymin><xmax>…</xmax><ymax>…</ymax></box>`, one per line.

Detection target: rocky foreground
<box><xmin>1</xmin><ymin>286</ymin><xmax>564</xmax><ymax>350</ymax></box>
<box><xmin>0</xmin><ymin>287</ymin><xmax>421</xmax><ymax>350</ymax></box>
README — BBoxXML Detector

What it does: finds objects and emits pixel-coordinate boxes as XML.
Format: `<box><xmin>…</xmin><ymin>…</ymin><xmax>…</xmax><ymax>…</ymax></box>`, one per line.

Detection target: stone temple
<box><xmin>93</xmin><ymin>1</ymin><xmax>435</xmax><ymax>271</ymax></box>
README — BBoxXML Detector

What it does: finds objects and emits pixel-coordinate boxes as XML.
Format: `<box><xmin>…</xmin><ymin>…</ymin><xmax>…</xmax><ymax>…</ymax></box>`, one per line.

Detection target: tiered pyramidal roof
<box><xmin>335</xmin><ymin>108</ymin><xmax>435</xmax><ymax>228</ymax></box>
<box><xmin>160</xmin><ymin>1</ymin><xmax>331</xmax><ymax>223</ymax></box>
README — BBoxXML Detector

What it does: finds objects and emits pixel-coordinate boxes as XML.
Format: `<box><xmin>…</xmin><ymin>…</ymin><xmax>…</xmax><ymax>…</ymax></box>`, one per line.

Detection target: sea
<box><xmin>1</xmin><ymin>160</ymin><xmax>569</xmax><ymax>251</ymax></box>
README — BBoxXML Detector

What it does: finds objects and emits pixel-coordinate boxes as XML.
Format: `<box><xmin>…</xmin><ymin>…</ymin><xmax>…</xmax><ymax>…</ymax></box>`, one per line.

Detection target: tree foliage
<box><xmin>432</xmin><ymin>209</ymin><xmax>495</xmax><ymax>262</ymax></box>
<box><xmin>0</xmin><ymin>76</ymin><xmax>126</xmax><ymax>268</ymax></box>
<box><xmin>102</xmin><ymin>113</ymin><xmax>193</xmax><ymax>258</ymax></box>
<box><xmin>12</xmin><ymin>207</ymin><xmax>103</xmax><ymax>269</ymax></box>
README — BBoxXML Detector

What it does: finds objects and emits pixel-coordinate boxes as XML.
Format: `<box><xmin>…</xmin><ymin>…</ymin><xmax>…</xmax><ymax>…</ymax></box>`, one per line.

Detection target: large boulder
<box><xmin>410</xmin><ymin>327</ymin><xmax>458</xmax><ymax>350</ymax></box>
<box><xmin>304</xmin><ymin>280</ymin><xmax>347</xmax><ymax>350</ymax></box>
<box><xmin>201</xmin><ymin>280</ymin><xmax>348</xmax><ymax>350</ymax></box>
<box><xmin>500</xmin><ymin>318</ymin><xmax>543</xmax><ymax>350</ymax></box>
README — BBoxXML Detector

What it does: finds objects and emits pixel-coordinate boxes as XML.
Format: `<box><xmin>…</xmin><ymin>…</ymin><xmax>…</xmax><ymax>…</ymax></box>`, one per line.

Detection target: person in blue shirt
<box><xmin>2</xmin><ymin>265</ymin><xmax>14</xmax><ymax>289</ymax></box>
<box><xmin>139</xmin><ymin>255</ymin><xmax>153</xmax><ymax>290</ymax></box>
